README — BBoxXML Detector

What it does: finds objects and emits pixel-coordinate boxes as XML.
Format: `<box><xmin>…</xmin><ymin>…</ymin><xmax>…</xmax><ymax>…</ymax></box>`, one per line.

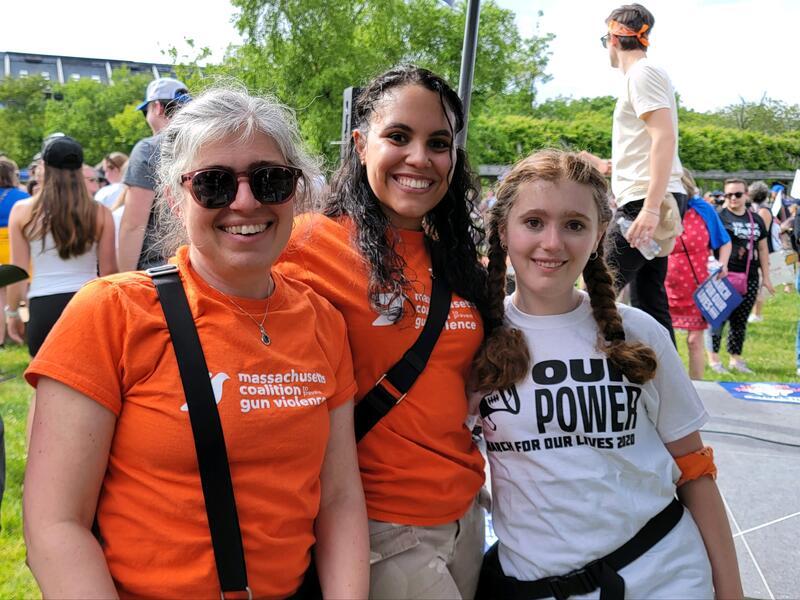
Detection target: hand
<box><xmin>625</xmin><ymin>210</ymin><xmax>660</xmax><ymax>248</ymax></box>
<box><xmin>715</xmin><ymin>265</ymin><xmax>729</xmax><ymax>280</ymax></box>
<box><xmin>763</xmin><ymin>278</ymin><xmax>775</xmax><ymax>295</ymax></box>
<box><xmin>6</xmin><ymin>316</ymin><xmax>25</xmax><ymax>344</ymax></box>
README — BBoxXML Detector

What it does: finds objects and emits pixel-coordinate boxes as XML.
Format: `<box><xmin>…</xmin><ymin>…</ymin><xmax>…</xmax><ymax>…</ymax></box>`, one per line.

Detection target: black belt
<box><xmin>477</xmin><ymin>498</ymin><xmax>684</xmax><ymax>600</ymax></box>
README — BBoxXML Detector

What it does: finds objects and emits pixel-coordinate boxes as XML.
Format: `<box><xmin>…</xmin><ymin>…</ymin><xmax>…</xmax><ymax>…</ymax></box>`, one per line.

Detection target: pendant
<box><xmin>259</xmin><ymin>325</ymin><xmax>271</xmax><ymax>346</ymax></box>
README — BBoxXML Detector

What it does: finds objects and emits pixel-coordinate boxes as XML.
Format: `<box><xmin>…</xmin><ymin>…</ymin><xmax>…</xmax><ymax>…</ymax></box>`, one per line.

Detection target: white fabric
<box><xmin>611</xmin><ymin>59</ymin><xmax>685</xmax><ymax>205</ymax></box>
<box><xmin>28</xmin><ymin>233</ymin><xmax>99</xmax><ymax>299</ymax></box>
<box><xmin>95</xmin><ymin>183</ymin><xmax>124</xmax><ymax>208</ymax></box>
<box><xmin>474</xmin><ymin>292</ymin><xmax>713</xmax><ymax>598</ymax></box>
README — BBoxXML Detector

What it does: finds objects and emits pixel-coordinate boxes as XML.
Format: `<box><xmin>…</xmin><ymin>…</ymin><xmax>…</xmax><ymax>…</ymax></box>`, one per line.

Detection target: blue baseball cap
<box><xmin>771</xmin><ymin>183</ymin><xmax>786</xmax><ymax>193</ymax></box>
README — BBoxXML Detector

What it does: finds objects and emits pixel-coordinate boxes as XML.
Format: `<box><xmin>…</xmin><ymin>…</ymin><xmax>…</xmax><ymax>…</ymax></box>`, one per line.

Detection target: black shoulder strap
<box><xmin>148</xmin><ymin>264</ymin><xmax>250</xmax><ymax>598</ymax></box>
<box><xmin>353</xmin><ymin>249</ymin><xmax>453</xmax><ymax>442</ymax></box>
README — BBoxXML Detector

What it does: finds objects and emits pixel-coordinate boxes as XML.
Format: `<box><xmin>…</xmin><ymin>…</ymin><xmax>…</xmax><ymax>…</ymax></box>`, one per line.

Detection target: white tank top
<box><xmin>28</xmin><ymin>233</ymin><xmax>99</xmax><ymax>299</ymax></box>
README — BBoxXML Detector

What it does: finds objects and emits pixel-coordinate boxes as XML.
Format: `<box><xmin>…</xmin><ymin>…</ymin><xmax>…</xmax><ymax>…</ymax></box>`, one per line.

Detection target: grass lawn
<box><xmin>675</xmin><ymin>287</ymin><xmax>799</xmax><ymax>382</ymax></box>
<box><xmin>0</xmin><ymin>288</ymin><xmax>796</xmax><ymax>596</ymax></box>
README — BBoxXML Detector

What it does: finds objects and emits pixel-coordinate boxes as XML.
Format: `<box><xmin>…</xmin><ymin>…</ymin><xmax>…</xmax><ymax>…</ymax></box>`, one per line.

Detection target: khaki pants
<box><xmin>368</xmin><ymin>500</ymin><xmax>485</xmax><ymax>599</ymax></box>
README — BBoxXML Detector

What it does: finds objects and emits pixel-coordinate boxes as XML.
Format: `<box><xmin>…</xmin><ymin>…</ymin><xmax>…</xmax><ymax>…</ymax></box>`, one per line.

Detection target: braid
<box><xmin>471</xmin><ymin>221</ymin><xmax>530</xmax><ymax>391</ymax></box>
<box><xmin>583</xmin><ymin>243</ymin><xmax>657</xmax><ymax>384</ymax></box>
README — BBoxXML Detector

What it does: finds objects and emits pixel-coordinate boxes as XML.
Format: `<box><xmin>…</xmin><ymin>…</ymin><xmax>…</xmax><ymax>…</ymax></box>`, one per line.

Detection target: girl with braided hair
<box><xmin>472</xmin><ymin>150</ymin><xmax>741</xmax><ymax>599</ymax></box>
<box><xmin>277</xmin><ymin>65</ymin><xmax>488</xmax><ymax>598</ymax></box>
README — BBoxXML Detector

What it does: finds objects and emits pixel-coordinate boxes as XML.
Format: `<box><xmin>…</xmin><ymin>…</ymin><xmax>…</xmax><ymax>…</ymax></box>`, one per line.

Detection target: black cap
<box><xmin>42</xmin><ymin>135</ymin><xmax>84</xmax><ymax>170</ymax></box>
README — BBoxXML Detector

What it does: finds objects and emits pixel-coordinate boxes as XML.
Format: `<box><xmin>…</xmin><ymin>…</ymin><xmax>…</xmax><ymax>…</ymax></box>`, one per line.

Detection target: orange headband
<box><xmin>608</xmin><ymin>19</ymin><xmax>650</xmax><ymax>47</ymax></box>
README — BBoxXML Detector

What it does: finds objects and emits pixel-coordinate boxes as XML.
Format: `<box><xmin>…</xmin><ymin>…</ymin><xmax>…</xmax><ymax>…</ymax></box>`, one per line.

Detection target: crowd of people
<box><xmin>7</xmin><ymin>1</ymin><xmax>800</xmax><ymax>598</ymax></box>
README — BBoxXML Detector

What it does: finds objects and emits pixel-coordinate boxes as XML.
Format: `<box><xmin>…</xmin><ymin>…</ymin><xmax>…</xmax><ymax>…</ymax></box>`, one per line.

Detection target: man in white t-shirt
<box><xmin>602</xmin><ymin>3</ymin><xmax>687</xmax><ymax>345</ymax></box>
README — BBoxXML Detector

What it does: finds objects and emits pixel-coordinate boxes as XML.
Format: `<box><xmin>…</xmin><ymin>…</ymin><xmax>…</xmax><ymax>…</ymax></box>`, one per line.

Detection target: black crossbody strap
<box><xmin>354</xmin><ymin>247</ymin><xmax>453</xmax><ymax>442</ymax></box>
<box><xmin>679</xmin><ymin>236</ymin><xmax>701</xmax><ymax>285</ymax></box>
<box><xmin>148</xmin><ymin>264</ymin><xmax>250</xmax><ymax>598</ymax></box>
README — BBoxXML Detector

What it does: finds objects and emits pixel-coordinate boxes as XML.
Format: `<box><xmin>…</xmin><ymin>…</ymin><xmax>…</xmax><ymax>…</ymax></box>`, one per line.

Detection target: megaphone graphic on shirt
<box><xmin>479</xmin><ymin>386</ymin><xmax>521</xmax><ymax>431</ymax></box>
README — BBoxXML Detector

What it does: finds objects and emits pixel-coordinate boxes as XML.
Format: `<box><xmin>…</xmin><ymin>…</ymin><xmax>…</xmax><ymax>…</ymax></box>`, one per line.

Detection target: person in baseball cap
<box><xmin>136</xmin><ymin>77</ymin><xmax>191</xmax><ymax>114</ymax></box>
<box><xmin>118</xmin><ymin>78</ymin><xmax>191</xmax><ymax>272</ymax></box>
<box><xmin>41</xmin><ymin>135</ymin><xmax>84</xmax><ymax>170</ymax></box>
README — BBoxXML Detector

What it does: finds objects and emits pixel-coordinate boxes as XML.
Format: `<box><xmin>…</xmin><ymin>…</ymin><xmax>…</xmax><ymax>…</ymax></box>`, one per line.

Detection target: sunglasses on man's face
<box><xmin>724</xmin><ymin>191</ymin><xmax>745</xmax><ymax>200</ymax></box>
<box><xmin>600</xmin><ymin>34</ymin><xmax>610</xmax><ymax>48</ymax></box>
<box><xmin>180</xmin><ymin>164</ymin><xmax>303</xmax><ymax>209</ymax></box>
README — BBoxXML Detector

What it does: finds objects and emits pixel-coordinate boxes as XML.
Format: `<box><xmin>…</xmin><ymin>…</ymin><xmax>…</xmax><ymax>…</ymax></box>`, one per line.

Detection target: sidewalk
<box><xmin>695</xmin><ymin>381</ymin><xmax>800</xmax><ymax>599</ymax></box>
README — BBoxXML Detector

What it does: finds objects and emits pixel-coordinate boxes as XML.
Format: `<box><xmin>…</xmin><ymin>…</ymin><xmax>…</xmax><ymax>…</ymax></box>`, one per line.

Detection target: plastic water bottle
<box><xmin>617</xmin><ymin>217</ymin><xmax>661</xmax><ymax>260</ymax></box>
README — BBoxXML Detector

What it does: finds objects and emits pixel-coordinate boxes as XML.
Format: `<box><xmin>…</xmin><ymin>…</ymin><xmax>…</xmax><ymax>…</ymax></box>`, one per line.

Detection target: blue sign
<box><xmin>693</xmin><ymin>272</ymin><xmax>743</xmax><ymax>328</ymax></box>
<box><xmin>718</xmin><ymin>382</ymin><xmax>800</xmax><ymax>406</ymax></box>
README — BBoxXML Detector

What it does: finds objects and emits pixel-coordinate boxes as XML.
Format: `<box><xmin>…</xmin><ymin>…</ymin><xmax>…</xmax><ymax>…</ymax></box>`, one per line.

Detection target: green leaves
<box><xmin>0</xmin><ymin>69</ymin><xmax>153</xmax><ymax>167</ymax></box>
<box><xmin>225</xmin><ymin>0</ymin><xmax>554</xmax><ymax>165</ymax></box>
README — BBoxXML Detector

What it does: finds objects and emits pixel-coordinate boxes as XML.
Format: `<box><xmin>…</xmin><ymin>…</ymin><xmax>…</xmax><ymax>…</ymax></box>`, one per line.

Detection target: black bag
<box><xmin>150</xmin><ymin>264</ymin><xmax>321</xmax><ymax>600</ymax></box>
<box><xmin>353</xmin><ymin>245</ymin><xmax>452</xmax><ymax>441</ymax></box>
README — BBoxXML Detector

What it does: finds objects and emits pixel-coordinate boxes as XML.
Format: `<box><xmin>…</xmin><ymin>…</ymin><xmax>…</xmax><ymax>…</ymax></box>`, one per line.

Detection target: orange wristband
<box><xmin>675</xmin><ymin>446</ymin><xmax>717</xmax><ymax>487</ymax></box>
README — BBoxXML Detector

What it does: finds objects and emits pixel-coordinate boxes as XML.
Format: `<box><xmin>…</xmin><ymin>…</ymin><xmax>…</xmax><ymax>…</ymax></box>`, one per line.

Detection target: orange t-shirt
<box><xmin>277</xmin><ymin>214</ymin><xmax>485</xmax><ymax>526</ymax></box>
<box><xmin>25</xmin><ymin>246</ymin><xmax>356</xmax><ymax>599</ymax></box>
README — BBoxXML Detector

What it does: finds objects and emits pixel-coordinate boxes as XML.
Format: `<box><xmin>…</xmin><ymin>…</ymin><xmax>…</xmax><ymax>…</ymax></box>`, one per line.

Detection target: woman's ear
<box><xmin>352</xmin><ymin>129</ymin><xmax>367</xmax><ymax>165</ymax></box>
<box><xmin>593</xmin><ymin>230</ymin><xmax>605</xmax><ymax>254</ymax></box>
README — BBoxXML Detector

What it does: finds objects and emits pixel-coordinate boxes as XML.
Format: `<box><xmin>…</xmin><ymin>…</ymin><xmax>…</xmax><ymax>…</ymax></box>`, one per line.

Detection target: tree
<box><xmin>44</xmin><ymin>69</ymin><xmax>153</xmax><ymax>164</ymax></box>
<box><xmin>716</xmin><ymin>95</ymin><xmax>800</xmax><ymax>136</ymax></box>
<box><xmin>0</xmin><ymin>77</ymin><xmax>49</xmax><ymax>165</ymax></box>
<box><xmin>226</xmin><ymin>0</ymin><xmax>554</xmax><ymax>163</ymax></box>
<box><xmin>0</xmin><ymin>69</ymin><xmax>152</xmax><ymax>167</ymax></box>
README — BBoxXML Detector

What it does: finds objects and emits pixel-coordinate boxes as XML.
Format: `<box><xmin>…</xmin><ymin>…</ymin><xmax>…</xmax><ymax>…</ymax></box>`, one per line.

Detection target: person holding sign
<box><xmin>665</xmin><ymin>170</ymin><xmax>731</xmax><ymax>379</ymax></box>
<box><xmin>706</xmin><ymin>179</ymin><xmax>774</xmax><ymax>374</ymax></box>
<box><xmin>472</xmin><ymin>150</ymin><xmax>741</xmax><ymax>600</ymax></box>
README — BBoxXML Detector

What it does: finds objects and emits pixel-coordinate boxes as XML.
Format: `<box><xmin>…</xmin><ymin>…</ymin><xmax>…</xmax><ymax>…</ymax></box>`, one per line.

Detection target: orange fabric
<box><xmin>608</xmin><ymin>19</ymin><xmax>650</xmax><ymax>47</ymax></box>
<box><xmin>675</xmin><ymin>446</ymin><xmax>717</xmax><ymax>487</ymax></box>
<box><xmin>277</xmin><ymin>214</ymin><xmax>485</xmax><ymax>526</ymax></box>
<box><xmin>25</xmin><ymin>246</ymin><xmax>356</xmax><ymax>600</ymax></box>
<box><xmin>0</xmin><ymin>227</ymin><xmax>9</xmax><ymax>263</ymax></box>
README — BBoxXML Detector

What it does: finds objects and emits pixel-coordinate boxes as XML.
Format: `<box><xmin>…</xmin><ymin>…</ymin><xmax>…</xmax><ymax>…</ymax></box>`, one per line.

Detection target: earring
<box><xmin>589</xmin><ymin>251</ymin><xmax>598</xmax><ymax>260</ymax></box>
<box><xmin>500</xmin><ymin>242</ymin><xmax>508</xmax><ymax>252</ymax></box>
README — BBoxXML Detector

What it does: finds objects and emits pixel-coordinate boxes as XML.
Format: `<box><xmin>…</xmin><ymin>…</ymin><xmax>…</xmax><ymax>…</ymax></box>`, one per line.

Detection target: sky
<box><xmin>2</xmin><ymin>0</ymin><xmax>795</xmax><ymax>114</ymax></box>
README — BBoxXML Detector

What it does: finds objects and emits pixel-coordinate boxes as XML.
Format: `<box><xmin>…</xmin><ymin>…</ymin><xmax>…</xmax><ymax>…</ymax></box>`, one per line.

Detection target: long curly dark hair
<box><xmin>325</xmin><ymin>64</ymin><xmax>487</xmax><ymax>323</ymax></box>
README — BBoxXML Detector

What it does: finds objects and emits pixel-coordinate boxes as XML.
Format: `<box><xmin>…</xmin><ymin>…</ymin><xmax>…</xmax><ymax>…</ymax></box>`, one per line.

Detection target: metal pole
<box><xmin>456</xmin><ymin>0</ymin><xmax>481</xmax><ymax>148</ymax></box>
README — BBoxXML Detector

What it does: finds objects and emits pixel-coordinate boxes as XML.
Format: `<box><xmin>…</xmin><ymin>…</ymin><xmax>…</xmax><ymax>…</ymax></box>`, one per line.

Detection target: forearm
<box><xmin>116</xmin><ymin>223</ymin><xmax>146</xmax><ymax>272</ymax></box>
<box><xmin>717</xmin><ymin>243</ymin><xmax>732</xmax><ymax>269</ymax></box>
<box><xmin>27</xmin><ymin>521</ymin><xmax>118</xmax><ymax>599</ymax></box>
<box><xmin>314</xmin><ymin>492</ymin><xmax>369</xmax><ymax>599</ymax></box>
<box><xmin>643</xmin><ymin>134</ymin><xmax>675</xmax><ymax>211</ymax></box>
<box><xmin>678</xmin><ymin>477</ymin><xmax>742</xmax><ymax>599</ymax></box>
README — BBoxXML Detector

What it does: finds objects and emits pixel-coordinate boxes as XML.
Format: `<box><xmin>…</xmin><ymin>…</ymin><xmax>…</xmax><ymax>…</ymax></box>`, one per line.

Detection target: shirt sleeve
<box><xmin>629</xmin><ymin>64</ymin><xmax>672</xmax><ymax>118</ymax></box>
<box><xmin>25</xmin><ymin>279</ymin><xmax>127</xmax><ymax>416</ymax></box>
<box><xmin>622</xmin><ymin>307</ymin><xmax>709</xmax><ymax>443</ymax></box>
<box><xmin>122</xmin><ymin>137</ymin><xmax>158</xmax><ymax>191</ymax></box>
<box><xmin>691</xmin><ymin>200</ymin><xmax>731</xmax><ymax>249</ymax></box>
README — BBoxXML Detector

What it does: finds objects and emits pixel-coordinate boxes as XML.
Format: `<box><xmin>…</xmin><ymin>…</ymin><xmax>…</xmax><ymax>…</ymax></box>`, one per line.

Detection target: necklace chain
<box><xmin>217</xmin><ymin>278</ymin><xmax>273</xmax><ymax>346</ymax></box>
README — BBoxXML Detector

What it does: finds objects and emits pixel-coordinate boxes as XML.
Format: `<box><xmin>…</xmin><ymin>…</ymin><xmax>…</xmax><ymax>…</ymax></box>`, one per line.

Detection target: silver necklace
<box><xmin>217</xmin><ymin>279</ymin><xmax>273</xmax><ymax>346</ymax></box>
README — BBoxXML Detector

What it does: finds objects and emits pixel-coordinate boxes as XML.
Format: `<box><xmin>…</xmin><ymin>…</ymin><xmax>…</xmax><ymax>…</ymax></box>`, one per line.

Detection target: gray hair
<box><xmin>748</xmin><ymin>180</ymin><xmax>769</xmax><ymax>206</ymax></box>
<box><xmin>154</xmin><ymin>84</ymin><xmax>321</xmax><ymax>258</ymax></box>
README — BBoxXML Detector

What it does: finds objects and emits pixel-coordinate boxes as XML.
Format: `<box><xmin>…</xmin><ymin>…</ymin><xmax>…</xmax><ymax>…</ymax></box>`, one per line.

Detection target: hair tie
<box><xmin>608</xmin><ymin>19</ymin><xmax>650</xmax><ymax>47</ymax></box>
<box><xmin>605</xmin><ymin>329</ymin><xmax>626</xmax><ymax>343</ymax></box>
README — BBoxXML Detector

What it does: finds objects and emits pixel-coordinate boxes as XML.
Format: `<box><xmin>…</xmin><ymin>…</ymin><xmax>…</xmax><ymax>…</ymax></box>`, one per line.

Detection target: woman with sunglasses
<box><xmin>278</xmin><ymin>65</ymin><xmax>488</xmax><ymax>599</ymax></box>
<box><xmin>23</xmin><ymin>87</ymin><xmax>369</xmax><ymax>599</ymax></box>
<box><xmin>706</xmin><ymin>178</ymin><xmax>774</xmax><ymax>374</ymax></box>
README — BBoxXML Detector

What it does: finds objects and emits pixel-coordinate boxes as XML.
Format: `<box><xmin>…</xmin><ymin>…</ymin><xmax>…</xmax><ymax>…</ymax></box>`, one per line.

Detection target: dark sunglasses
<box><xmin>180</xmin><ymin>164</ymin><xmax>302</xmax><ymax>209</ymax></box>
<box><xmin>724</xmin><ymin>191</ymin><xmax>745</xmax><ymax>199</ymax></box>
<box><xmin>600</xmin><ymin>33</ymin><xmax>610</xmax><ymax>48</ymax></box>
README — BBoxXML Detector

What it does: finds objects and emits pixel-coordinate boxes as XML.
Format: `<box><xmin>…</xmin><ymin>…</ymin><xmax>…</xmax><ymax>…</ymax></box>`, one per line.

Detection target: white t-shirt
<box><xmin>611</xmin><ymin>59</ymin><xmax>685</xmax><ymax>205</ymax></box>
<box><xmin>95</xmin><ymin>182</ymin><xmax>124</xmax><ymax>208</ymax></box>
<box><xmin>474</xmin><ymin>292</ymin><xmax>713</xmax><ymax>598</ymax></box>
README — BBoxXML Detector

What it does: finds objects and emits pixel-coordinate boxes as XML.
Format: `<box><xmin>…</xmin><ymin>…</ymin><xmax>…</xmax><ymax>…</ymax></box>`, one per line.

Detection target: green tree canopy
<box><xmin>222</xmin><ymin>0</ymin><xmax>553</xmax><ymax>164</ymax></box>
<box><xmin>0</xmin><ymin>69</ymin><xmax>152</xmax><ymax>167</ymax></box>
